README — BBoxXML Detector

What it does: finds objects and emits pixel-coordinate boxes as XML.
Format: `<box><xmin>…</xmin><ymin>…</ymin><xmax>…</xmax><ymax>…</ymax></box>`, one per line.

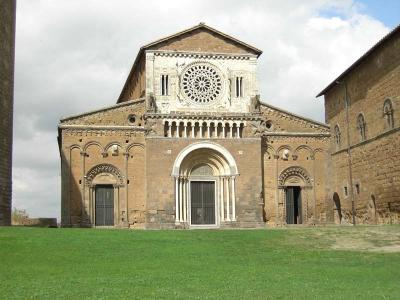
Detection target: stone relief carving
<box><xmin>249</xmin><ymin>120</ymin><xmax>271</xmax><ymax>137</ymax></box>
<box><xmin>85</xmin><ymin>163</ymin><xmax>124</xmax><ymax>186</ymax></box>
<box><xmin>144</xmin><ymin>119</ymin><xmax>158</xmax><ymax>136</ymax></box>
<box><xmin>250</xmin><ymin>95</ymin><xmax>261</xmax><ymax>113</ymax></box>
<box><xmin>278</xmin><ymin>166</ymin><xmax>312</xmax><ymax>186</ymax></box>
<box><xmin>147</xmin><ymin>93</ymin><xmax>157</xmax><ymax>113</ymax></box>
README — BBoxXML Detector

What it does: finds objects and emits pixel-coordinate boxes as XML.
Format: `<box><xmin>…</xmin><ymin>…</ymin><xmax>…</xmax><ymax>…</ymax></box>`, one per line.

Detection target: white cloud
<box><xmin>13</xmin><ymin>0</ymin><xmax>390</xmax><ymax>218</ymax></box>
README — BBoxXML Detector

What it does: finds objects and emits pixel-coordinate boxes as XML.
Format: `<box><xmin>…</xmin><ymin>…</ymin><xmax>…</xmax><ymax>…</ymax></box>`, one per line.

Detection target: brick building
<box><xmin>318</xmin><ymin>25</ymin><xmax>400</xmax><ymax>225</ymax></box>
<box><xmin>58</xmin><ymin>24</ymin><xmax>330</xmax><ymax>228</ymax></box>
<box><xmin>0</xmin><ymin>0</ymin><xmax>16</xmax><ymax>226</ymax></box>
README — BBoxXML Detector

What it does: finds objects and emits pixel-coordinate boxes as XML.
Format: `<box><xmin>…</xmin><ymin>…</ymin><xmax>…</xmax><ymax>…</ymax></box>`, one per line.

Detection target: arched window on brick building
<box><xmin>357</xmin><ymin>113</ymin><xmax>366</xmax><ymax>141</ymax></box>
<box><xmin>383</xmin><ymin>98</ymin><xmax>394</xmax><ymax>130</ymax></box>
<box><xmin>334</xmin><ymin>124</ymin><xmax>341</xmax><ymax>149</ymax></box>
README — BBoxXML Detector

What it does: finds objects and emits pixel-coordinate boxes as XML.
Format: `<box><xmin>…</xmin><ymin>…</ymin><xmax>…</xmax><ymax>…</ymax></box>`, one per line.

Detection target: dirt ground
<box><xmin>308</xmin><ymin>225</ymin><xmax>400</xmax><ymax>253</ymax></box>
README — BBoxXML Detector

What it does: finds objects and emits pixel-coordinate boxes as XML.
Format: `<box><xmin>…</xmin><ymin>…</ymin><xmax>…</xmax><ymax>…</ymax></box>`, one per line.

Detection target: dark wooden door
<box><xmin>95</xmin><ymin>185</ymin><xmax>114</xmax><ymax>226</ymax></box>
<box><xmin>286</xmin><ymin>187</ymin><xmax>295</xmax><ymax>224</ymax></box>
<box><xmin>286</xmin><ymin>187</ymin><xmax>302</xmax><ymax>224</ymax></box>
<box><xmin>191</xmin><ymin>181</ymin><xmax>215</xmax><ymax>225</ymax></box>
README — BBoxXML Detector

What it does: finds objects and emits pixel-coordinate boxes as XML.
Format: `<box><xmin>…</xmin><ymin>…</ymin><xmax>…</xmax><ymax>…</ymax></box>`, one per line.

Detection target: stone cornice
<box><xmin>144</xmin><ymin>112</ymin><xmax>262</xmax><ymax>121</ymax></box>
<box><xmin>58</xmin><ymin>124</ymin><xmax>146</xmax><ymax>131</ymax></box>
<box><xmin>149</xmin><ymin>49</ymin><xmax>256</xmax><ymax>60</ymax></box>
<box><xmin>264</xmin><ymin>132</ymin><xmax>331</xmax><ymax>137</ymax></box>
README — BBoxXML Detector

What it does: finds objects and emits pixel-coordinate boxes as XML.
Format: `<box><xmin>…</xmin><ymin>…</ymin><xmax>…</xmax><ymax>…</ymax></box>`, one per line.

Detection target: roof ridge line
<box><xmin>60</xmin><ymin>98</ymin><xmax>145</xmax><ymax>122</ymax></box>
<box><xmin>260</xmin><ymin>101</ymin><xmax>330</xmax><ymax>128</ymax></box>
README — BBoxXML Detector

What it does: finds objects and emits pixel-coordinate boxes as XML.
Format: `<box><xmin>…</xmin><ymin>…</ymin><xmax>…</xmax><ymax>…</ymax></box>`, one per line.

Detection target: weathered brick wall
<box><xmin>61</xmin><ymin>99</ymin><xmax>145</xmax><ymax>126</ymax></box>
<box><xmin>145</xmin><ymin>137</ymin><xmax>264</xmax><ymax>229</ymax></box>
<box><xmin>323</xmin><ymin>28</ymin><xmax>400</xmax><ymax>224</ymax></box>
<box><xmin>60</xmin><ymin>129</ymin><xmax>146</xmax><ymax>227</ymax></box>
<box><xmin>260</xmin><ymin>103</ymin><xmax>330</xmax><ymax>225</ymax></box>
<box><xmin>260</xmin><ymin>104</ymin><xmax>329</xmax><ymax>134</ymax></box>
<box><xmin>328</xmin><ymin>131</ymin><xmax>400</xmax><ymax>224</ymax></box>
<box><xmin>263</xmin><ymin>136</ymin><xmax>330</xmax><ymax>225</ymax></box>
<box><xmin>59</xmin><ymin>101</ymin><xmax>147</xmax><ymax>227</ymax></box>
<box><xmin>153</xmin><ymin>28</ymin><xmax>258</xmax><ymax>55</ymax></box>
<box><xmin>0</xmin><ymin>0</ymin><xmax>16</xmax><ymax>226</ymax></box>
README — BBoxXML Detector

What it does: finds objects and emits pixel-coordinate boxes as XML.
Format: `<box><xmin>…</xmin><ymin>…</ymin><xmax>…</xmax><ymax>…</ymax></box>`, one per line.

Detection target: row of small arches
<box><xmin>163</xmin><ymin>120</ymin><xmax>246</xmax><ymax>138</ymax></box>
<box><xmin>264</xmin><ymin>144</ymin><xmax>325</xmax><ymax>160</ymax></box>
<box><xmin>70</xmin><ymin>141</ymin><xmax>145</xmax><ymax>154</ymax></box>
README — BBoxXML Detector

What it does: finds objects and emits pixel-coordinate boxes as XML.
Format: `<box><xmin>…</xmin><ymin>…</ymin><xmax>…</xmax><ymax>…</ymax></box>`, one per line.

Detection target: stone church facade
<box><xmin>318</xmin><ymin>24</ymin><xmax>400</xmax><ymax>225</ymax></box>
<box><xmin>59</xmin><ymin>23</ymin><xmax>399</xmax><ymax>228</ymax></box>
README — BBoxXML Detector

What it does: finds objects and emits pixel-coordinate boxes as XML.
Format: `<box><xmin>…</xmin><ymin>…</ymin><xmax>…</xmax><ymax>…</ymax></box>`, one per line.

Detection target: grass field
<box><xmin>1</xmin><ymin>226</ymin><xmax>400</xmax><ymax>299</ymax></box>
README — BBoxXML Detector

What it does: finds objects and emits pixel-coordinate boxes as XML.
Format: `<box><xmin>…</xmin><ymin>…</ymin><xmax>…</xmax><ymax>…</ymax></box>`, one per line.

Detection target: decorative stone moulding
<box><xmin>180</xmin><ymin>62</ymin><xmax>225</xmax><ymax>106</ymax></box>
<box><xmin>278</xmin><ymin>166</ymin><xmax>312</xmax><ymax>186</ymax></box>
<box><xmin>85</xmin><ymin>163</ymin><xmax>124</xmax><ymax>186</ymax></box>
<box><xmin>152</xmin><ymin>50</ymin><xmax>253</xmax><ymax>60</ymax></box>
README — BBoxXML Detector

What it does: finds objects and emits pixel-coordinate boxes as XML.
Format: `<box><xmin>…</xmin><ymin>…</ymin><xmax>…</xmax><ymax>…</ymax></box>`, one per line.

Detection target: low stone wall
<box><xmin>13</xmin><ymin>218</ymin><xmax>58</xmax><ymax>228</ymax></box>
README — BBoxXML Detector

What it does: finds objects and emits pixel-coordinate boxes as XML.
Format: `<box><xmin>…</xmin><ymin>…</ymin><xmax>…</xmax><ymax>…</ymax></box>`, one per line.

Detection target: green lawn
<box><xmin>1</xmin><ymin>226</ymin><xmax>399</xmax><ymax>299</ymax></box>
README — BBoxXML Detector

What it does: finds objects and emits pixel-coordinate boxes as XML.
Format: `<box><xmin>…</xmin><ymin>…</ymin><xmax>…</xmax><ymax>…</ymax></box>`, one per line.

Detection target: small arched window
<box><xmin>334</xmin><ymin>125</ymin><xmax>341</xmax><ymax>148</ymax></box>
<box><xmin>357</xmin><ymin>113</ymin><xmax>366</xmax><ymax>141</ymax></box>
<box><xmin>383</xmin><ymin>99</ymin><xmax>394</xmax><ymax>129</ymax></box>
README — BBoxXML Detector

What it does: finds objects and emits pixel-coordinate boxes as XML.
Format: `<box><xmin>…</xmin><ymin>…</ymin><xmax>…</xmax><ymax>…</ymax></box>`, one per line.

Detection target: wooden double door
<box><xmin>95</xmin><ymin>185</ymin><xmax>114</xmax><ymax>226</ymax></box>
<box><xmin>286</xmin><ymin>186</ymin><xmax>302</xmax><ymax>224</ymax></box>
<box><xmin>190</xmin><ymin>181</ymin><xmax>215</xmax><ymax>225</ymax></box>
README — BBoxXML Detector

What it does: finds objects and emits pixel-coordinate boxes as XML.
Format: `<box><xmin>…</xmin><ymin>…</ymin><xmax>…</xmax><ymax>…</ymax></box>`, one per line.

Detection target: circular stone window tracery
<box><xmin>181</xmin><ymin>62</ymin><xmax>223</xmax><ymax>104</ymax></box>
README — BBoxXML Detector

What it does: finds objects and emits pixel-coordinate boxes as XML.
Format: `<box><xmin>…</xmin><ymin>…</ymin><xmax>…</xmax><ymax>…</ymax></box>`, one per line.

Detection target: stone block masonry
<box><xmin>0</xmin><ymin>0</ymin><xmax>16</xmax><ymax>226</ymax></box>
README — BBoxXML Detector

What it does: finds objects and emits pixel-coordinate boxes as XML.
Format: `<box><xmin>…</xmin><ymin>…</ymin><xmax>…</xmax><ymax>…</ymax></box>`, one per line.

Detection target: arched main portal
<box><xmin>85</xmin><ymin>164</ymin><xmax>124</xmax><ymax>226</ymax></box>
<box><xmin>172</xmin><ymin>142</ymin><xmax>238</xmax><ymax>227</ymax></box>
<box><xmin>278</xmin><ymin>166</ymin><xmax>313</xmax><ymax>225</ymax></box>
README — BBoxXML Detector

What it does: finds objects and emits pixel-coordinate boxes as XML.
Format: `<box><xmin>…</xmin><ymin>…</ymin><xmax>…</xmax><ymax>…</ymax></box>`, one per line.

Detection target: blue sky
<box><xmin>359</xmin><ymin>0</ymin><xmax>400</xmax><ymax>28</ymax></box>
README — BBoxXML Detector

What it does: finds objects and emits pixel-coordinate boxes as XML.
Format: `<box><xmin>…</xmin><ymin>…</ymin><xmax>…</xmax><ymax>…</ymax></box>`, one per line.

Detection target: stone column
<box><xmin>214</xmin><ymin>123</ymin><xmax>218</xmax><ymax>138</ymax></box>
<box><xmin>311</xmin><ymin>154</ymin><xmax>317</xmax><ymax>224</ymax></box>
<box><xmin>168</xmin><ymin>122</ymin><xmax>172</xmax><ymax>138</ymax></box>
<box><xmin>231</xmin><ymin>176</ymin><xmax>236</xmax><ymax>221</ymax></box>
<box><xmin>225</xmin><ymin>177</ymin><xmax>231</xmax><ymax>221</ymax></box>
<box><xmin>80</xmin><ymin>151</ymin><xmax>86</xmax><ymax>223</ymax></box>
<box><xmin>229</xmin><ymin>123</ymin><xmax>233</xmax><ymax>138</ymax></box>
<box><xmin>279</xmin><ymin>187</ymin><xmax>286</xmax><ymax>224</ymax></box>
<box><xmin>88</xmin><ymin>186</ymin><xmax>92</xmax><ymax>225</ymax></box>
<box><xmin>191</xmin><ymin>122</ymin><xmax>195</xmax><ymax>138</ymax></box>
<box><xmin>199</xmin><ymin>123</ymin><xmax>203</xmax><ymax>138</ymax></box>
<box><xmin>91</xmin><ymin>187</ymin><xmax>95</xmax><ymax>225</ymax></box>
<box><xmin>222</xmin><ymin>124</ymin><xmax>226</xmax><ymax>138</ymax></box>
<box><xmin>183</xmin><ymin>123</ymin><xmax>187</xmax><ymax>138</ymax></box>
<box><xmin>220</xmin><ymin>177</ymin><xmax>224</xmax><ymax>222</ymax></box>
<box><xmin>114</xmin><ymin>185</ymin><xmax>119</xmax><ymax>225</ymax></box>
<box><xmin>179</xmin><ymin>177</ymin><xmax>183</xmax><ymax>222</ymax></box>
<box><xmin>207</xmin><ymin>122</ymin><xmax>211</xmax><ymax>138</ymax></box>
<box><xmin>274</xmin><ymin>154</ymin><xmax>280</xmax><ymax>225</ymax></box>
<box><xmin>236</xmin><ymin>123</ymin><xmax>240</xmax><ymax>138</ymax></box>
<box><xmin>183</xmin><ymin>178</ymin><xmax>187</xmax><ymax>222</ymax></box>
<box><xmin>124</xmin><ymin>152</ymin><xmax>129</xmax><ymax>225</ymax></box>
<box><xmin>175</xmin><ymin>177</ymin><xmax>179</xmax><ymax>222</ymax></box>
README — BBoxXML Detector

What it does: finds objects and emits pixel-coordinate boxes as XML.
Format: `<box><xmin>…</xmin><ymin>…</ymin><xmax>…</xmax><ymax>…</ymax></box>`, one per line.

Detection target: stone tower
<box><xmin>0</xmin><ymin>0</ymin><xmax>16</xmax><ymax>226</ymax></box>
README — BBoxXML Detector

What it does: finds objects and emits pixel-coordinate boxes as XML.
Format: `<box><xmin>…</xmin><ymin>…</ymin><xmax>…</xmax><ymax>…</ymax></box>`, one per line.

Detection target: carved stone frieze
<box><xmin>278</xmin><ymin>166</ymin><xmax>312</xmax><ymax>186</ymax></box>
<box><xmin>85</xmin><ymin>163</ymin><xmax>124</xmax><ymax>186</ymax></box>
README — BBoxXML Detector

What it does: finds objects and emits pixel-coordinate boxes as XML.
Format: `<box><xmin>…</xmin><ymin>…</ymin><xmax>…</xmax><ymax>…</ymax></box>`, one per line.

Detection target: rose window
<box><xmin>181</xmin><ymin>63</ymin><xmax>223</xmax><ymax>104</ymax></box>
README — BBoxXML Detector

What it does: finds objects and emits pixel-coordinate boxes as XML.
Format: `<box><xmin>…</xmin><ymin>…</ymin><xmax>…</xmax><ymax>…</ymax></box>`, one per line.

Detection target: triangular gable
<box><xmin>260</xmin><ymin>102</ymin><xmax>330</xmax><ymax>133</ymax></box>
<box><xmin>60</xmin><ymin>99</ymin><xmax>145</xmax><ymax>126</ymax></box>
<box><xmin>118</xmin><ymin>23</ymin><xmax>262</xmax><ymax>102</ymax></box>
<box><xmin>144</xmin><ymin>23</ymin><xmax>262</xmax><ymax>56</ymax></box>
